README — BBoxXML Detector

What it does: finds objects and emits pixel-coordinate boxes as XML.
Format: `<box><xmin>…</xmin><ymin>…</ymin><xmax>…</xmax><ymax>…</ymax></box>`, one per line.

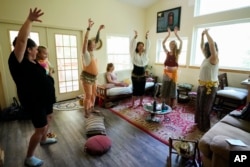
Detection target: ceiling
<box><xmin>118</xmin><ymin>0</ymin><xmax>160</xmax><ymax>8</ymax></box>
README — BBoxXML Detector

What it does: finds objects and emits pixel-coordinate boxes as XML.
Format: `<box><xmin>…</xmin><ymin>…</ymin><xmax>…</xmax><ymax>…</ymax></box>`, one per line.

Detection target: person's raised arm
<box><xmin>200</xmin><ymin>31</ymin><xmax>205</xmax><ymax>53</ymax></box>
<box><xmin>174</xmin><ymin>27</ymin><xmax>182</xmax><ymax>54</ymax></box>
<box><xmin>144</xmin><ymin>31</ymin><xmax>150</xmax><ymax>53</ymax></box>
<box><xmin>130</xmin><ymin>30</ymin><xmax>137</xmax><ymax>56</ymax></box>
<box><xmin>95</xmin><ymin>24</ymin><xmax>105</xmax><ymax>44</ymax></box>
<box><xmin>82</xmin><ymin>18</ymin><xmax>94</xmax><ymax>54</ymax></box>
<box><xmin>204</xmin><ymin>29</ymin><xmax>218</xmax><ymax>65</ymax></box>
<box><xmin>162</xmin><ymin>27</ymin><xmax>171</xmax><ymax>53</ymax></box>
<box><xmin>14</xmin><ymin>8</ymin><xmax>44</xmax><ymax>63</ymax></box>
<box><xmin>145</xmin><ymin>30</ymin><xmax>149</xmax><ymax>40</ymax></box>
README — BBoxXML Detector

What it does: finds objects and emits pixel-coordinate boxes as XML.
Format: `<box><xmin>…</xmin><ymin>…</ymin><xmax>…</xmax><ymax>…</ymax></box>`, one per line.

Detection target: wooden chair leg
<box><xmin>192</xmin><ymin>141</ymin><xmax>202</xmax><ymax>167</ymax></box>
<box><xmin>192</xmin><ymin>142</ymin><xmax>197</xmax><ymax>166</ymax></box>
<box><xmin>196</xmin><ymin>142</ymin><xmax>202</xmax><ymax>167</ymax></box>
<box><xmin>168</xmin><ymin>138</ymin><xmax>172</xmax><ymax>167</ymax></box>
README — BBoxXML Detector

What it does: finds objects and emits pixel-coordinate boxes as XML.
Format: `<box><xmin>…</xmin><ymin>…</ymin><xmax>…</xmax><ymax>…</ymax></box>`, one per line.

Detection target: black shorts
<box><xmin>24</xmin><ymin>103</ymin><xmax>53</xmax><ymax>128</ymax></box>
<box><xmin>131</xmin><ymin>76</ymin><xmax>146</xmax><ymax>96</ymax></box>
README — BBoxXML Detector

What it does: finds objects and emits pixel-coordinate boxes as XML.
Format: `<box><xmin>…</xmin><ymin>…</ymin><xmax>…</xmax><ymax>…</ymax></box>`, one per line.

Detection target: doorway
<box><xmin>0</xmin><ymin>23</ymin><xmax>83</xmax><ymax>106</ymax></box>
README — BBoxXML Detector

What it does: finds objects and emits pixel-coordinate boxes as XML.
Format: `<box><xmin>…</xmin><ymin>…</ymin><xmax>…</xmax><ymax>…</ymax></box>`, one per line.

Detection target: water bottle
<box><xmin>161</xmin><ymin>102</ymin><xmax>165</xmax><ymax>112</ymax></box>
<box><xmin>153</xmin><ymin>100</ymin><xmax>157</xmax><ymax>112</ymax></box>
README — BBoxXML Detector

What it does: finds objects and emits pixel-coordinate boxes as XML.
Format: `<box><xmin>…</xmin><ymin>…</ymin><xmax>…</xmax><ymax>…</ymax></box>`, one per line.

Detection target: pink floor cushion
<box><xmin>84</xmin><ymin>135</ymin><xmax>112</xmax><ymax>156</ymax></box>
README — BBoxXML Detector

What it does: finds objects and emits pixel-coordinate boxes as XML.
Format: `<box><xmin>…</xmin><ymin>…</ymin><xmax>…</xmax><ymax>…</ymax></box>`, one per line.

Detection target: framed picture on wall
<box><xmin>157</xmin><ymin>7</ymin><xmax>181</xmax><ymax>33</ymax></box>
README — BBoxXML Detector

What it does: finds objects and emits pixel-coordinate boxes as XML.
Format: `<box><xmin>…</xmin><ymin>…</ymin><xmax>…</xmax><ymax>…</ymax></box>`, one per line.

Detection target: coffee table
<box><xmin>143</xmin><ymin>103</ymin><xmax>172</xmax><ymax>123</ymax></box>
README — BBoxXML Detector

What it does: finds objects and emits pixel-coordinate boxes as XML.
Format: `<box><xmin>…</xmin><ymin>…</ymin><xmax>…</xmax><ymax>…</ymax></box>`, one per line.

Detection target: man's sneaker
<box><xmin>24</xmin><ymin>156</ymin><xmax>43</xmax><ymax>167</ymax></box>
<box><xmin>40</xmin><ymin>138</ymin><xmax>57</xmax><ymax>145</ymax></box>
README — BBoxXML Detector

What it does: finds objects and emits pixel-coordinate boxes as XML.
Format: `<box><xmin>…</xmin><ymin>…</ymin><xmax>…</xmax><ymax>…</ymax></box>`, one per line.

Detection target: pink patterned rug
<box><xmin>109</xmin><ymin>96</ymin><xmax>219</xmax><ymax>145</ymax></box>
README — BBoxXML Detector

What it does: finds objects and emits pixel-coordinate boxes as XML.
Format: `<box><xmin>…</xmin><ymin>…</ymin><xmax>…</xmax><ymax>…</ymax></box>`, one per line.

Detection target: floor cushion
<box><xmin>84</xmin><ymin>135</ymin><xmax>112</xmax><ymax>155</ymax></box>
<box><xmin>85</xmin><ymin>115</ymin><xmax>106</xmax><ymax>137</ymax></box>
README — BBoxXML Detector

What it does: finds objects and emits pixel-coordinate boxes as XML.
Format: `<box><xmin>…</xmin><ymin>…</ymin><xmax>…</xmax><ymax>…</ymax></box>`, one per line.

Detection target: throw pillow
<box><xmin>84</xmin><ymin>135</ymin><xmax>112</xmax><ymax>155</ymax></box>
<box><xmin>230</xmin><ymin>103</ymin><xmax>250</xmax><ymax>121</ymax></box>
<box><xmin>85</xmin><ymin>115</ymin><xmax>106</xmax><ymax>137</ymax></box>
<box><xmin>229</xmin><ymin>110</ymin><xmax>242</xmax><ymax>118</ymax></box>
<box><xmin>104</xmin><ymin>83</ymin><xmax>115</xmax><ymax>89</ymax></box>
<box><xmin>123</xmin><ymin>78</ymin><xmax>131</xmax><ymax>85</ymax></box>
<box><xmin>240</xmin><ymin>102</ymin><xmax>250</xmax><ymax>121</ymax></box>
<box><xmin>178</xmin><ymin>83</ymin><xmax>193</xmax><ymax>90</ymax></box>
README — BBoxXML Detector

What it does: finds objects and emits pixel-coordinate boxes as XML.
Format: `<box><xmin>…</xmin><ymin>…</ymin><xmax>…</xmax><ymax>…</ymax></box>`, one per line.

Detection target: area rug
<box><xmin>109</xmin><ymin>96</ymin><xmax>219</xmax><ymax>145</ymax></box>
<box><xmin>53</xmin><ymin>99</ymin><xmax>83</xmax><ymax>111</ymax></box>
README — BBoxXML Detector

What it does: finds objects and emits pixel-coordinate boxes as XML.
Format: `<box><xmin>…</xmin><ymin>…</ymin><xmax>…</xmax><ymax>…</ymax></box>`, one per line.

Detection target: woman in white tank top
<box><xmin>195</xmin><ymin>29</ymin><xmax>219</xmax><ymax>132</ymax></box>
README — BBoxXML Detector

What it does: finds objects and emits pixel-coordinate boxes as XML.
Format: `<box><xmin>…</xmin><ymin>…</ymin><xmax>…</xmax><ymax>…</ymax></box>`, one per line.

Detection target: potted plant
<box><xmin>145</xmin><ymin>65</ymin><xmax>153</xmax><ymax>76</ymax></box>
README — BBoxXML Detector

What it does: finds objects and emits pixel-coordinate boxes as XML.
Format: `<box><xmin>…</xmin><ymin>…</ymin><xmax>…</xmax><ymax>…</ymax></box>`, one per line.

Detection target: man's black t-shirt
<box><xmin>8</xmin><ymin>52</ymin><xmax>56</xmax><ymax>108</ymax></box>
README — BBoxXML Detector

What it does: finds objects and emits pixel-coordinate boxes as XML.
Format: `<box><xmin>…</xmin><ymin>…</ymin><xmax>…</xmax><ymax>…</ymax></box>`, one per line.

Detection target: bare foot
<box><xmin>84</xmin><ymin>111</ymin><xmax>90</xmax><ymax>118</ymax></box>
<box><xmin>128</xmin><ymin>105</ymin><xmax>134</xmax><ymax>108</ymax></box>
<box><xmin>133</xmin><ymin>104</ymin><xmax>142</xmax><ymax>109</ymax></box>
<box><xmin>138</xmin><ymin>103</ymin><xmax>143</xmax><ymax>107</ymax></box>
<box><xmin>92</xmin><ymin>109</ymin><xmax>100</xmax><ymax>113</ymax></box>
<box><xmin>133</xmin><ymin>105</ymin><xmax>139</xmax><ymax>109</ymax></box>
<box><xmin>171</xmin><ymin>106</ymin><xmax>177</xmax><ymax>110</ymax></box>
<box><xmin>132</xmin><ymin>103</ymin><xmax>143</xmax><ymax>109</ymax></box>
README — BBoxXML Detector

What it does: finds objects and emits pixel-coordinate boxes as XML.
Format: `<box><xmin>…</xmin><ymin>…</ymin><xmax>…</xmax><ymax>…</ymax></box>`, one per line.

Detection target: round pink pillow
<box><xmin>84</xmin><ymin>135</ymin><xmax>112</xmax><ymax>155</ymax></box>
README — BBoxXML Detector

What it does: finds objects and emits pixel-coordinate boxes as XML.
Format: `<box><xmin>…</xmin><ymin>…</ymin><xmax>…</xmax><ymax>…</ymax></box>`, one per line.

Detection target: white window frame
<box><xmin>55</xmin><ymin>34</ymin><xmax>79</xmax><ymax>93</ymax></box>
<box><xmin>190</xmin><ymin>19</ymin><xmax>250</xmax><ymax>71</ymax></box>
<box><xmin>106</xmin><ymin>35</ymin><xmax>131</xmax><ymax>71</ymax></box>
<box><xmin>195</xmin><ymin>0</ymin><xmax>250</xmax><ymax>16</ymax></box>
<box><xmin>9</xmin><ymin>31</ymin><xmax>39</xmax><ymax>51</ymax></box>
<box><xmin>156</xmin><ymin>37</ymin><xmax>188</xmax><ymax>66</ymax></box>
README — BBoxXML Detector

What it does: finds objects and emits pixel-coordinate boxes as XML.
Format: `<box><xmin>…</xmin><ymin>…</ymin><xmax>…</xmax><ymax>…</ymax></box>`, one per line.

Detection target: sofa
<box><xmin>199</xmin><ymin>109</ymin><xmax>250</xmax><ymax>167</ymax></box>
<box><xmin>96</xmin><ymin>69</ymin><xmax>156</xmax><ymax>106</ymax></box>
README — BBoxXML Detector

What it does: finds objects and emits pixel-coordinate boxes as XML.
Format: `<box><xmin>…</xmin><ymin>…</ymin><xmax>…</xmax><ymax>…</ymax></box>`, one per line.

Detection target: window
<box><xmin>55</xmin><ymin>34</ymin><xmax>79</xmax><ymax>93</ymax></box>
<box><xmin>195</xmin><ymin>0</ymin><xmax>250</xmax><ymax>16</ymax></box>
<box><xmin>106</xmin><ymin>35</ymin><xmax>131</xmax><ymax>71</ymax></box>
<box><xmin>9</xmin><ymin>31</ymin><xmax>39</xmax><ymax>50</ymax></box>
<box><xmin>191</xmin><ymin>20</ymin><xmax>250</xmax><ymax>71</ymax></box>
<box><xmin>156</xmin><ymin>38</ymin><xmax>188</xmax><ymax>66</ymax></box>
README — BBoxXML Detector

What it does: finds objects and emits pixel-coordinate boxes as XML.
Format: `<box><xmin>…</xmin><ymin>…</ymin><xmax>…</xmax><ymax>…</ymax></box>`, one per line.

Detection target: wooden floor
<box><xmin>0</xmin><ymin>107</ymin><xmax>183</xmax><ymax>167</ymax></box>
